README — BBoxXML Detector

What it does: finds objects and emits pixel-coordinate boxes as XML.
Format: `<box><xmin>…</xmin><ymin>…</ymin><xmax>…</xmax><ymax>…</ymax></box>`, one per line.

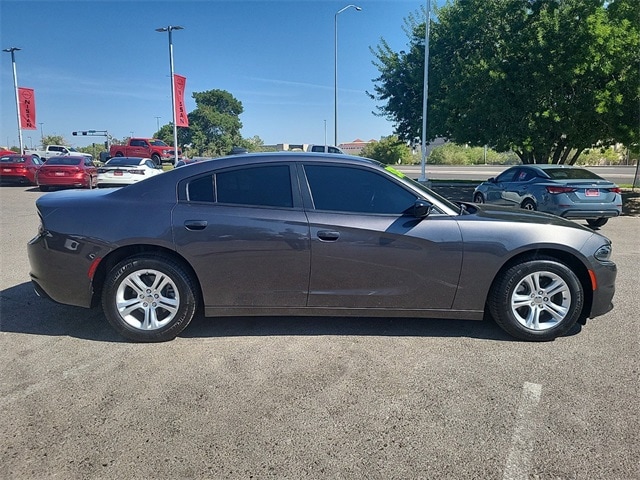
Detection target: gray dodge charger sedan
<box><xmin>28</xmin><ymin>153</ymin><xmax>616</xmax><ymax>342</ymax></box>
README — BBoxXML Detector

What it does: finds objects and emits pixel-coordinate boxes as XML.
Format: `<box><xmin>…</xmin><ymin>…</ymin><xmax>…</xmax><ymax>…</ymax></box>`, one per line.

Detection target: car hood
<box><xmin>464</xmin><ymin>202</ymin><xmax>592</xmax><ymax>230</ymax></box>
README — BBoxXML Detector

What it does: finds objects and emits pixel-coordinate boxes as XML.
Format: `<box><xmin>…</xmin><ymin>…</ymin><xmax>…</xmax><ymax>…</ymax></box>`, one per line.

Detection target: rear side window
<box><xmin>304</xmin><ymin>165</ymin><xmax>416</xmax><ymax>214</ymax></box>
<box><xmin>186</xmin><ymin>165</ymin><xmax>293</xmax><ymax>208</ymax></box>
<box><xmin>217</xmin><ymin>165</ymin><xmax>292</xmax><ymax>207</ymax></box>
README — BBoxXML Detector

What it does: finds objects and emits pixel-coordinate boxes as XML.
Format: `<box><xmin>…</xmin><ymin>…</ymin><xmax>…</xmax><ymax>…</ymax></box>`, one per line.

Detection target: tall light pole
<box><xmin>39</xmin><ymin>123</ymin><xmax>44</xmax><ymax>145</ymax></box>
<box><xmin>155</xmin><ymin>25</ymin><xmax>183</xmax><ymax>165</ymax></box>
<box><xmin>155</xmin><ymin>116</ymin><xmax>161</xmax><ymax>132</ymax></box>
<box><xmin>334</xmin><ymin>5</ymin><xmax>361</xmax><ymax>147</ymax></box>
<box><xmin>3</xmin><ymin>47</ymin><xmax>24</xmax><ymax>154</ymax></box>
<box><xmin>419</xmin><ymin>0</ymin><xmax>431</xmax><ymax>183</ymax></box>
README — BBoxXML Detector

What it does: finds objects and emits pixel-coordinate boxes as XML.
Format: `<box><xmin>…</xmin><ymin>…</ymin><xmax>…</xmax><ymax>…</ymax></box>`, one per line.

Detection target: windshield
<box><xmin>150</xmin><ymin>140</ymin><xmax>169</xmax><ymax>147</ymax></box>
<box><xmin>545</xmin><ymin>168</ymin><xmax>604</xmax><ymax>180</ymax></box>
<box><xmin>45</xmin><ymin>157</ymin><xmax>82</xmax><ymax>166</ymax></box>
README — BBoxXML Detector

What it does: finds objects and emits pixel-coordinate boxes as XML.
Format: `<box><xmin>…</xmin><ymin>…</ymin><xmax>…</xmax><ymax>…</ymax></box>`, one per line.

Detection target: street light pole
<box><xmin>334</xmin><ymin>5</ymin><xmax>361</xmax><ymax>147</ymax></box>
<box><xmin>155</xmin><ymin>116</ymin><xmax>161</xmax><ymax>132</ymax></box>
<box><xmin>419</xmin><ymin>0</ymin><xmax>431</xmax><ymax>183</ymax></box>
<box><xmin>39</xmin><ymin>123</ymin><xmax>44</xmax><ymax>145</ymax></box>
<box><xmin>3</xmin><ymin>47</ymin><xmax>24</xmax><ymax>154</ymax></box>
<box><xmin>156</xmin><ymin>25</ymin><xmax>184</xmax><ymax>165</ymax></box>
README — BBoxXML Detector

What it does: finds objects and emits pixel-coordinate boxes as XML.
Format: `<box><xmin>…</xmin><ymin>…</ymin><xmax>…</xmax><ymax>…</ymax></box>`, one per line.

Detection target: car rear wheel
<box><xmin>586</xmin><ymin>218</ymin><xmax>608</xmax><ymax>228</ymax></box>
<box><xmin>521</xmin><ymin>199</ymin><xmax>536</xmax><ymax>211</ymax></box>
<box><xmin>102</xmin><ymin>255</ymin><xmax>199</xmax><ymax>342</ymax></box>
<box><xmin>488</xmin><ymin>257</ymin><xmax>584</xmax><ymax>341</ymax></box>
<box><xmin>473</xmin><ymin>192</ymin><xmax>485</xmax><ymax>204</ymax></box>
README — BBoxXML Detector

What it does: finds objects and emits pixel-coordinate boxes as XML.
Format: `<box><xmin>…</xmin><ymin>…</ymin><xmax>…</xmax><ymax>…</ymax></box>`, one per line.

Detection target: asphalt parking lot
<box><xmin>1</xmin><ymin>184</ymin><xmax>638</xmax><ymax>479</ymax></box>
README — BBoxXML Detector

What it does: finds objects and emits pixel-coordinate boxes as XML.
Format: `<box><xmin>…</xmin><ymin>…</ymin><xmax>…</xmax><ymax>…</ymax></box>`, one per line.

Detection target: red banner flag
<box><xmin>18</xmin><ymin>87</ymin><xmax>37</xmax><ymax>130</ymax></box>
<box><xmin>173</xmin><ymin>74</ymin><xmax>189</xmax><ymax>127</ymax></box>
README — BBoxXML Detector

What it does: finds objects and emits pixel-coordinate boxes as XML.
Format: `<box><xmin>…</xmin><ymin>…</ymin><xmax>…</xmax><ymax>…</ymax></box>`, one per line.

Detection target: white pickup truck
<box><xmin>25</xmin><ymin>145</ymin><xmax>93</xmax><ymax>161</ymax></box>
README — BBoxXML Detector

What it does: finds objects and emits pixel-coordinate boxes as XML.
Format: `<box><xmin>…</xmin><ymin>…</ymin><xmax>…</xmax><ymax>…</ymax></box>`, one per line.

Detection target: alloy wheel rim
<box><xmin>116</xmin><ymin>269</ymin><xmax>180</xmax><ymax>330</ymax></box>
<box><xmin>510</xmin><ymin>271</ymin><xmax>571</xmax><ymax>331</ymax></box>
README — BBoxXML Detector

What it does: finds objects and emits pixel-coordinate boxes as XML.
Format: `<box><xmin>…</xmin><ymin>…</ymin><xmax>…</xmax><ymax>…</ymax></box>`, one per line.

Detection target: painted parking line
<box><xmin>503</xmin><ymin>382</ymin><xmax>543</xmax><ymax>480</ymax></box>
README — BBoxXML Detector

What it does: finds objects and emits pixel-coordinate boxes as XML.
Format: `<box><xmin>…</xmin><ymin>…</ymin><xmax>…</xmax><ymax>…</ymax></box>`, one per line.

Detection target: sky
<box><xmin>0</xmin><ymin>0</ymin><xmax>425</xmax><ymax>149</ymax></box>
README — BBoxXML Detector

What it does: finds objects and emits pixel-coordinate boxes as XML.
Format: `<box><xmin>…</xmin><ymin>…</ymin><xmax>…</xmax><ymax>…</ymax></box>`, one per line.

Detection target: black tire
<box><xmin>102</xmin><ymin>254</ymin><xmax>199</xmax><ymax>342</ymax></box>
<box><xmin>488</xmin><ymin>257</ymin><xmax>584</xmax><ymax>341</ymax></box>
<box><xmin>473</xmin><ymin>192</ymin><xmax>485</xmax><ymax>204</ymax></box>
<box><xmin>151</xmin><ymin>154</ymin><xmax>162</xmax><ymax>167</ymax></box>
<box><xmin>39</xmin><ymin>185</ymin><xmax>50</xmax><ymax>192</ymax></box>
<box><xmin>521</xmin><ymin>199</ymin><xmax>536</xmax><ymax>211</ymax></box>
<box><xmin>586</xmin><ymin>218</ymin><xmax>608</xmax><ymax>228</ymax></box>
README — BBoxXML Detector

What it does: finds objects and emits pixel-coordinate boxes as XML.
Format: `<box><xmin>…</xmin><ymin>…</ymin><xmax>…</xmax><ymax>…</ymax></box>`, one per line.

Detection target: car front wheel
<box><xmin>102</xmin><ymin>255</ymin><xmax>198</xmax><ymax>342</ymax></box>
<box><xmin>488</xmin><ymin>257</ymin><xmax>584</xmax><ymax>341</ymax></box>
<box><xmin>473</xmin><ymin>192</ymin><xmax>485</xmax><ymax>203</ymax></box>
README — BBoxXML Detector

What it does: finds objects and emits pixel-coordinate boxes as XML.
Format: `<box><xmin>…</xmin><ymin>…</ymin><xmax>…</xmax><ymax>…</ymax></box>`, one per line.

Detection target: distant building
<box><xmin>338</xmin><ymin>138</ymin><xmax>376</xmax><ymax>155</ymax></box>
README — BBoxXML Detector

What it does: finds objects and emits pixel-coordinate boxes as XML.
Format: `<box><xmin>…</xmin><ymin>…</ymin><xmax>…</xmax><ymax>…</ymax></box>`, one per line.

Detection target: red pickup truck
<box><xmin>109</xmin><ymin>138</ymin><xmax>182</xmax><ymax>165</ymax></box>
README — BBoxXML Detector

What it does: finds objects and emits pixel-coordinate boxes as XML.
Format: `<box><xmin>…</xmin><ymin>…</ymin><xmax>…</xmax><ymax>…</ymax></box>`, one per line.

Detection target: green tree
<box><xmin>370</xmin><ymin>0</ymin><xmax>640</xmax><ymax>164</ymax></box>
<box><xmin>42</xmin><ymin>135</ymin><xmax>66</xmax><ymax>147</ymax></box>
<box><xmin>359</xmin><ymin>136</ymin><xmax>413</xmax><ymax>164</ymax></box>
<box><xmin>154</xmin><ymin>89</ymin><xmax>245</xmax><ymax>157</ymax></box>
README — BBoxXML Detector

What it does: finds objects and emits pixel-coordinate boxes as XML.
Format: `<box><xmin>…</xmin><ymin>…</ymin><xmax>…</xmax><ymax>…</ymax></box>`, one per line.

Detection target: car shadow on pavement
<box><xmin>3</xmin><ymin>282</ymin><xmax>581</xmax><ymax>342</ymax></box>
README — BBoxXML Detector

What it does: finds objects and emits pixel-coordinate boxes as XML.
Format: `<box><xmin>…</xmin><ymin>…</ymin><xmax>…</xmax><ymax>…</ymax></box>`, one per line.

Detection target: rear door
<box><xmin>301</xmin><ymin>163</ymin><xmax>463</xmax><ymax>309</ymax></box>
<box><xmin>172</xmin><ymin>163</ymin><xmax>311</xmax><ymax>308</ymax></box>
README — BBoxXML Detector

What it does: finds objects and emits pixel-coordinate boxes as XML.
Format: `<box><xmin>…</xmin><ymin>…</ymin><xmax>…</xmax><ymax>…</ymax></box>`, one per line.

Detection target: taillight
<box><xmin>546</xmin><ymin>186</ymin><xmax>576</xmax><ymax>194</ymax></box>
<box><xmin>127</xmin><ymin>169</ymin><xmax>145</xmax><ymax>175</ymax></box>
<box><xmin>608</xmin><ymin>187</ymin><xmax>621</xmax><ymax>194</ymax></box>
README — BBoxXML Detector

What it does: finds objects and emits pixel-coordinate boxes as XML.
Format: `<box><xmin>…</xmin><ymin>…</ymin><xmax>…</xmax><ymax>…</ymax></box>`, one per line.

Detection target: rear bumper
<box><xmin>562</xmin><ymin>210</ymin><xmax>621</xmax><ymax>220</ymax></box>
<box><xmin>38</xmin><ymin>177</ymin><xmax>88</xmax><ymax>187</ymax></box>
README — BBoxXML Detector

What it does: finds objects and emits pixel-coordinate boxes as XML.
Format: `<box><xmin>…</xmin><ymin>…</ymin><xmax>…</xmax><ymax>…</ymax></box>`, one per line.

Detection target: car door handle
<box><xmin>317</xmin><ymin>230</ymin><xmax>340</xmax><ymax>241</ymax></box>
<box><xmin>184</xmin><ymin>220</ymin><xmax>208</xmax><ymax>231</ymax></box>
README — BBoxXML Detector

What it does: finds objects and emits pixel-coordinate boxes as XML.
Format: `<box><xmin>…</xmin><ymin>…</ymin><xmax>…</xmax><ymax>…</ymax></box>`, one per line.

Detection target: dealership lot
<box><xmin>1</xmin><ymin>184</ymin><xmax>638</xmax><ymax>479</ymax></box>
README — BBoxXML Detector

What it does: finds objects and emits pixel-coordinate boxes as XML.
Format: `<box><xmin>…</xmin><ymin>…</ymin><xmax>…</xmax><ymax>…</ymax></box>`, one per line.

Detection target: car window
<box><xmin>0</xmin><ymin>156</ymin><xmax>24</xmax><ymax>163</ymax></box>
<box><xmin>217</xmin><ymin>165</ymin><xmax>293</xmax><ymax>208</ymax></box>
<box><xmin>514</xmin><ymin>168</ymin><xmax>536</xmax><ymax>182</ymax></box>
<box><xmin>186</xmin><ymin>165</ymin><xmax>293</xmax><ymax>206</ymax></box>
<box><xmin>304</xmin><ymin>165</ymin><xmax>417</xmax><ymax>214</ymax></box>
<box><xmin>496</xmin><ymin>168</ymin><xmax>517</xmax><ymax>182</ymax></box>
<box><xmin>545</xmin><ymin>168</ymin><xmax>603</xmax><ymax>180</ymax></box>
<box><xmin>188</xmin><ymin>175</ymin><xmax>215</xmax><ymax>202</ymax></box>
<box><xmin>45</xmin><ymin>157</ymin><xmax>82</xmax><ymax>166</ymax></box>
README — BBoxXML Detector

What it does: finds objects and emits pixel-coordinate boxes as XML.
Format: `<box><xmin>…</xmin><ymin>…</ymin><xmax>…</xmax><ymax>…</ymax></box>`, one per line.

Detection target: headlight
<box><xmin>594</xmin><ymin>244</ymin><xmax>612</xmax><ymax>262</ymax></box>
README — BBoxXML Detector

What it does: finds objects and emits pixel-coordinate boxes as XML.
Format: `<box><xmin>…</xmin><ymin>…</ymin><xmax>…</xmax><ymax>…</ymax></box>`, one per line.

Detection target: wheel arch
<box><xmin>90</xmin><ymin>244</ymin><xmax>204</xmax><ymax>311</ymax></box>
<box><xmin>487</xmin><ymin>248</ymin><xmax>593</xmax><ymax>323</ymax></box>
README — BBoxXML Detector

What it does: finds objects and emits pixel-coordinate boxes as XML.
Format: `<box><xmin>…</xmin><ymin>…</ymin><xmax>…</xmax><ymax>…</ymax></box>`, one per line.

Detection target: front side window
<box><xmin>304</xmin><ymin>165</ymin><xmax>416</xmax><ymax>214</ymax></box>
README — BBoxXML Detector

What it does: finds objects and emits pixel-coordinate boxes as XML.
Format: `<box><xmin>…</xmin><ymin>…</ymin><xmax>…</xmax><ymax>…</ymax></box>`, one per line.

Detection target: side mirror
<box><xmin>413</xmin><ymin>199</ymin><xmax>433</xmax><ymax>218</ymax></box>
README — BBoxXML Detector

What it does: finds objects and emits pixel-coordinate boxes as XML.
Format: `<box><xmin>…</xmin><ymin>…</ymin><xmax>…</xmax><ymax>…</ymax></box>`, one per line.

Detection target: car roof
<box><xmin>110</xmin><ymin>153</ymin><xmax>383</xmax><ymax>200</ymax></box>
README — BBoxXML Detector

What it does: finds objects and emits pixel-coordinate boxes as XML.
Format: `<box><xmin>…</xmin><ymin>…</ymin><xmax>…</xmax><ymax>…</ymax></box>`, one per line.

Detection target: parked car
<box><xmin>97</xmin><ymin>157</ymin><xmax>163</xmax><ymax>188</ymax></box>
<box><xmin>306</xmin><ymin>144</ymin><xmax>344</xmax><ymax>154</ymax></box>
<box><xmin>35</xmin><ymin>155</ymin><xmax>97</xmax><ymax>191</ymax></box>
<box><xmin>109</xmin><ymin>138</ymin><xmax>182</xmax><ymax>166</ymax></box>
<box><xmin>174</xmin><ymin>157</ymin><xmax>210</xmax><ymax>168</ymax></box>
<box><xmin>472</xmin><ymin>164</ymin><xmax>622</xmax><ymax>228</ymax></box>
<box><xmin>28</xmin><ymin>153</ymin><xmax>616</xmax><ymax>343</ymax></box>
<box><xmin>0</xmin><ymin>154</ymin><xmax>43</xmax><ymax>185</ymax></box>
<box><xmin>25</xmin><ymin>144</ymin><xmax>93</xmax><ymax>161</ymax></box>
<box><xmin>0</xmin><ymin>147</ymin><xmax>17</xmax><ymax>156</ymax></box>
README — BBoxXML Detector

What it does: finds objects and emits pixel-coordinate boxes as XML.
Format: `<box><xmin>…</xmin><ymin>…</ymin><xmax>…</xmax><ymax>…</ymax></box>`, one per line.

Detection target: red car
<box><xmin>36</xmin><ymin>155</ymin><xmax>98</xmax><ymax>191</ymax></box>
<box><xmin>0</xmin><ymin>154</ymin><xmax>44</xmax><ymax>185</ymax></box>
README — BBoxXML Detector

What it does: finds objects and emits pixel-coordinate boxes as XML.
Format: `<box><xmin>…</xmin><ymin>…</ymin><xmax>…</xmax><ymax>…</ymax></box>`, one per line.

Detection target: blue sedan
<box><xmin>473</xmin><ymin>164</ymin><xmax>622</xmax><ymax>228</ymax></box>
